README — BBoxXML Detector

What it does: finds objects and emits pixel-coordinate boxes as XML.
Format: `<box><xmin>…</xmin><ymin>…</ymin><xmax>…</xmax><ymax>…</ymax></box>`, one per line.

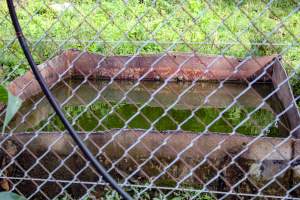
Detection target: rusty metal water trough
<box><xmin>1</xmin><ymin>50</ymin><xmax>300</xmax><ymax>199</ymax></box>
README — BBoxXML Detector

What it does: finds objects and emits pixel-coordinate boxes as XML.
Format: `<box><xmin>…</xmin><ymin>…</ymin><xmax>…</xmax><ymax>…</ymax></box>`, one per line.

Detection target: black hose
<box><xmin>6</xmin><ymin>1</ymin><xmax>132</xmax><ymax>199</ymax></box>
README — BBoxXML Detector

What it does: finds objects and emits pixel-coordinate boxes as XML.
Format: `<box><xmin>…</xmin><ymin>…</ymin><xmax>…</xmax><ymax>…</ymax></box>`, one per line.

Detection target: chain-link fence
<box><xmin>1</xmin><ymin>0</ymin><xmax>300</xmax><ymax>199</ymax></box>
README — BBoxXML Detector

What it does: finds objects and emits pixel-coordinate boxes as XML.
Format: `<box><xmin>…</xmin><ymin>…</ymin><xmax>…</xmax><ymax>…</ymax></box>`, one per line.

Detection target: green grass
<box><xmin>58</xmin><ymin>186</ymin><xmax>214</xmax><ymax>200</ymax></box>
<box><xmin>1</xmin><ymin>0</ymin><xmax>296</xmax><ymax>135</ymax></box>
<box><xmin>0</xmin><ymin>0</ymin><xmax>299</xmax><ymax>84</ymax></box>
<box><xmin>1</xmin><ymin>2</ymin><xmax>298</xmax><ymax>198</ymax></box>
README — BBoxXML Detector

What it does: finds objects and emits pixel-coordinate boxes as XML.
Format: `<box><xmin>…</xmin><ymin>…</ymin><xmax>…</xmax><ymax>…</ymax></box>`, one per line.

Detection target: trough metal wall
<box><xmin>0</xmin><ymin>131</ymin><xmax>298</xmax><ymax>199</ymax></box>
<box><xmin>1</xmin><ymin>0</ymin><xmax>300</xmax><ymax>199</ymax></box>
<box><xmin>0</xmin><ymin>51</ymin><xmax>299</xmax><ymax>199</ymax></box>
<box><xmin>6</xmin><ymin>50</ymin><xmax>300</xmax><ymax>136</ymax></box>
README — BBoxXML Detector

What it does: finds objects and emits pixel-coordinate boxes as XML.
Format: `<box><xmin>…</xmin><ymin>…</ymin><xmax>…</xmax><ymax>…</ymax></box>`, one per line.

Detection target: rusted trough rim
<box><xmin>1</xmin><ymin>129</ymin><xmax>297</xmax><ymax>176</ymax></box>
<box><xmin>7</xmin><ymin>49</ymin><xmax>278</xmax><ymax>100</ymax></box>
<box><xmin>4</xmin><ymin>50</ymin><xmax>300</xmax><ymax>137</ymax></box>
<box><xmin>0</xmin><ymin>129</ymin><xmax>300</xmax><ymax>179</ymax></box>
<box><xmin>2</xmin><ymin>129</ymin><xmax>293</xmax><ymax>161</ymax></box>
<box><xmin>1</xmin><ymin>51</ymin><xmax>300</xmax><ymax>197</ymax></box>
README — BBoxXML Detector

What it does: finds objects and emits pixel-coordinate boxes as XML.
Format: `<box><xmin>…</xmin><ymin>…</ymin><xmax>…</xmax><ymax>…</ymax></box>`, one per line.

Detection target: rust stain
<box><xmin>7</xmin><ymin>50</ymin><xmax>278</xmax><ymax>100</ymax></box>
<box><xmin>6</xmin><ymin>50</ymin><xmax>299</xmax><ymax>137</ymax></box>
<box><xmin>0</xmin><ymin>50</ymin><xmax>299</xmax><ymax>198</ymax></box>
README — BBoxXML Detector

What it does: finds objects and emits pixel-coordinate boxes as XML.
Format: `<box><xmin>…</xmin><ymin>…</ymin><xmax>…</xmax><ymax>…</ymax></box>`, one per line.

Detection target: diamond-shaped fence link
<box><xmin>0</xmin><ymin>0</ymin><xmax>300</xmax><ymax>199</ymax></box>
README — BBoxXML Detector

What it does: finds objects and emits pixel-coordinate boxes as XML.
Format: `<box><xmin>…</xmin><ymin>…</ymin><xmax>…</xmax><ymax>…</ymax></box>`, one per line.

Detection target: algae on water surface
<box><xmin>11</xmin><ymin>80</ymin><xmax>285</xmax><ymax>137</ymax></box>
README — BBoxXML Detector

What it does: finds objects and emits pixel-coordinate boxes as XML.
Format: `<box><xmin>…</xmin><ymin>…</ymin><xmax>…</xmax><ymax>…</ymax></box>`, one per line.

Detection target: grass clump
<box><xmin>0</xmin><ymin>0</ymin><xmax>299</xmax><ymax>82</ymax></box>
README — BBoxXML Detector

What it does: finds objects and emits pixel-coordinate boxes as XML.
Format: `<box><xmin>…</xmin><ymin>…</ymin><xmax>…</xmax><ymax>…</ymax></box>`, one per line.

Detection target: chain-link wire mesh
<box><xmin>1</xmin><ymin>0</ymin><xmax>300</xmax><ymax>199</ymax></box>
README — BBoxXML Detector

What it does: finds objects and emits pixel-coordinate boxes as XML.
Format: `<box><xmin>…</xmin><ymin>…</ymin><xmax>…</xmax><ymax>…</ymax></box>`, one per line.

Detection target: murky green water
<box><xmin>38</xmin><ymin>102</ymin><xmax>278</xmax><ymax>136</ymax></box>
<box><xmin>12</xmin><ymin>79</ymin><xmax>287</xmax><ymax>136</ymax></box>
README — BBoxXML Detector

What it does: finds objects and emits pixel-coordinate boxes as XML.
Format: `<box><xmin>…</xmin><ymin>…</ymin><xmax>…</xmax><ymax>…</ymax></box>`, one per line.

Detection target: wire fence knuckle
<box><xmin>0</xmin><ymin>0</ymin><xmax>300</xmax><ymax>199</ymax></box>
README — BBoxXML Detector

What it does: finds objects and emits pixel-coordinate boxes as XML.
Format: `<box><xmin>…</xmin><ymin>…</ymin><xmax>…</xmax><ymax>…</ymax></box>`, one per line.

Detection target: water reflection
<box><xmin>10</xmin><ymin>79</ymin><xmax>289</xmax><ymax>136</ymax></box>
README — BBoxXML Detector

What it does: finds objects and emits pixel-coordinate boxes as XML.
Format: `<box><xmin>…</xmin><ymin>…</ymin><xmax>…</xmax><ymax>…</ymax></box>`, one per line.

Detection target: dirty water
<box><xmin>10</xmin><ymin>79</ymin><xmax>288</xmax><ymax>136</ymax></box>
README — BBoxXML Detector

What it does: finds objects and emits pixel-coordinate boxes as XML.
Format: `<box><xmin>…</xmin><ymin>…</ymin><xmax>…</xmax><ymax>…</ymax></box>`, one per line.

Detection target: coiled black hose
<box><xmin>6</xmin><ymin>1</ymin><xmax>132</xmax><ymax>199</ymax></box>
